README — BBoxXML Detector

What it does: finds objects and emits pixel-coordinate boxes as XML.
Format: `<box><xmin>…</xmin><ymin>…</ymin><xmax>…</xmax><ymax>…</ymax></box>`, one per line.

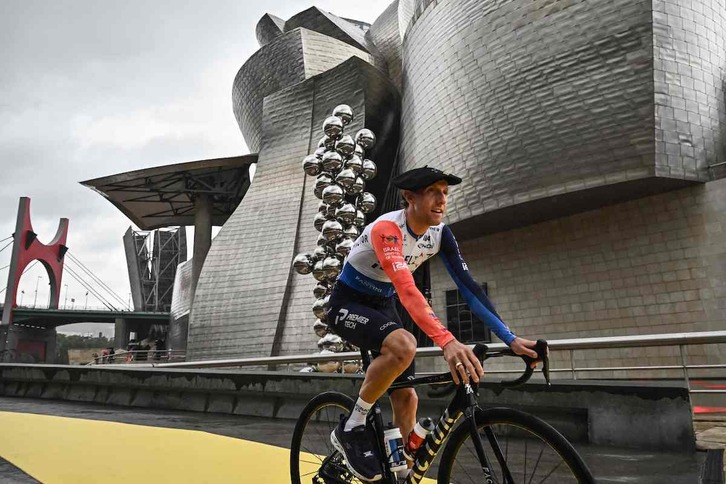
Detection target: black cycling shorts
<box><xmin>327</xmin><ymin>282</ymin><xmax>415</xmax><ymax>391</ymax></box>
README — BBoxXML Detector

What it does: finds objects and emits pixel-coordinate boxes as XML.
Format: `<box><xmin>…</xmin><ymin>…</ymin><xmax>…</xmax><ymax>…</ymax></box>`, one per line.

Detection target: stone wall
<box><xmin>430</xmin><ymin>179</ymin><xmax>726</xmax><ymax>375</ymax></box>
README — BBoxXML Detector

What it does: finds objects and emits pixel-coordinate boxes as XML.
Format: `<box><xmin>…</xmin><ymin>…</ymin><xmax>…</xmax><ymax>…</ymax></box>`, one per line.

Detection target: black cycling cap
<box><xmin>392</xmin><ymin>166</ymin><xmax>462</xmax><ymax>191</ymax></box>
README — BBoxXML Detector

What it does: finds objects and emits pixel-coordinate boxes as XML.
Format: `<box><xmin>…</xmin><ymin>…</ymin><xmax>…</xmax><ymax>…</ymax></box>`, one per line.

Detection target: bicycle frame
<box><xmin>325</xmin><ymin>341</ymin><xmax>549</xmax><ymax>484</ymax></box>
<box><xmin>388</xmin><ymin>374</ymin><xmax>496</xmax><ymax>484</ymax></box>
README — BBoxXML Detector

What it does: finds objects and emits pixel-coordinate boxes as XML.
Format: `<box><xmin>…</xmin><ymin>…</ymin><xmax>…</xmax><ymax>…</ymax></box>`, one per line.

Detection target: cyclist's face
<box><xmin>407</xmin><ymin>180</ymin><xmax>449</xmax><ymax>227</ymax></box>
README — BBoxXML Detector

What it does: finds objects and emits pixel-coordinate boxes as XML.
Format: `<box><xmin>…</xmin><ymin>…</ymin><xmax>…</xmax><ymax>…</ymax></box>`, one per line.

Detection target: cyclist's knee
<box><xmin>382</xmin><ymin>329</ymin><xmax>416</xmax><ymax>368</ymax></box>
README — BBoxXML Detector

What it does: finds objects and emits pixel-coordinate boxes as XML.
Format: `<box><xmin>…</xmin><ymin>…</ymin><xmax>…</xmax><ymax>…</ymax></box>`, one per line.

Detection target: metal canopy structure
<box><xmin>80</xmin><ymin>155</ymin><xmax>258</xmax><ymax>230</ymax></box>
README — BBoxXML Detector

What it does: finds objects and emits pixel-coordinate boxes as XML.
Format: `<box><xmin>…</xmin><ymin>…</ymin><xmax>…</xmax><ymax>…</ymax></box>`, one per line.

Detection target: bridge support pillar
<box><xmin>114</xmin><ymin>318</ymin><xmax>129</xmax><ymax>350</ymax></box>
<box><xmin>0</xmin><ymin>325</ymin><xmax>56</xmax><ymax>363</ymax></box>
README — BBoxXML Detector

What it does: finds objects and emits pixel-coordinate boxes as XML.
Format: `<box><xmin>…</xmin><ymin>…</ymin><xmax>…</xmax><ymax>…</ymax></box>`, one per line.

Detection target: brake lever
<box><xmin>520</xmin><ymin>339</ymin><xmax>551</xmax><ymax>386</ymax></box>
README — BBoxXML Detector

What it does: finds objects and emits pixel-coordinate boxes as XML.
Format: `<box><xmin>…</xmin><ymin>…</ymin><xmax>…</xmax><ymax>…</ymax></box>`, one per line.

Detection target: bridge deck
<box><xmin>0</xmin><ymin>306</ymin><xmax>169</xmax><ymax>328</ymax></box>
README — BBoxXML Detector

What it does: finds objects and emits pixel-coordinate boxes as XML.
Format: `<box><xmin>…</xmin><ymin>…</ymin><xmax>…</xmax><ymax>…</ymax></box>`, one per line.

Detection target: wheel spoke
<box><xmin>444</xmin><ymin>415</ymin><xmax>586</xmax><ymax>484</ymax></box>
<box><xmin>527</xmin><ymin>444</ymin><xmax>546</xmax><ymax>484</ymax></box>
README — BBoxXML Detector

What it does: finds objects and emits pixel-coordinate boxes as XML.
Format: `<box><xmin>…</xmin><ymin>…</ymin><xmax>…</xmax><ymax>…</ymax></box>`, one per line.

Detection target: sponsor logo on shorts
<box><xmin>380</xmin><ymin>321</ymin><xmax>396</xmax><ymax>331</ymax></box>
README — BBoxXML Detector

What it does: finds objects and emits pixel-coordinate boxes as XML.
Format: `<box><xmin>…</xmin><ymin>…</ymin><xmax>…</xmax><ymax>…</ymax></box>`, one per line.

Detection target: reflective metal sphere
<box><xmin>314</xmin><ymin>147</ymin><xmax>326</xmax><ymax>159</ymax></box>
<box><xmin>302</xmin><ymin>155</ymin><xmax>322</xmax><ymax>176</ymax></box>
<box><xmin>319</xmin><ymin>333</ymin><xmax>344</xmax><ymax>351</ymax></box>
<box><xmin>343</xmin><ymin>225</ymin><xmax>360</xmax><ymax>240</ymax></box>
<box><xmin>322</xmin><ymin>256</ymin><xmax>342</xmax><ymax>278</ymax></box>
<box><xmin>354</xmin><ymin>210</ymin><xmax>366</xmax><ymax>228</ymax></box>
<box><xmin>361</xmin><ymin>159</ymin><xmax>377</xmax><ymax>180</ymax></box>
<box><xmin>313</xmin><ymin>319</ymin><xmax>328</xmax><ymax>337</ymax></box>
<box><xmin>336</xmin><ymin>135</ymin><xmax>356</xmax><ymax>157</ymax></box>
<box><xmin>293</xmin><ymin>253</ymin><xmax>314</xmax><ymax>275</ymax></box>
<box><xmin>358</xmin><ymin>192</ymin><xmax>377</xmax><ymax>213</ymax></box>
<box><xmin>323</xmin><ymin>116</ymin><xmax>343</xmax><ymax>139</ymax></box>
<box><xmin>333</xmin><ymin>104</ymin><xmax>353</xmax><ymax>126</ymax></box>
<box><xmin>335</xmin><ymin>168</ymin><xmax>356</xmax><ymax>189</ymax></box>
<box><xmin>335</xmin><ymin>238</ymin><xmax>354</xmax><ymax>257</ymax></box>
<box><xmin>312</xmin><ymin>260</ymin><xmax>326</xmax><ymax>282</ymax></box>
<box><xmin>317</xmin><ymin>233</ymin><xmax>327</xmax><ymax>246</ymax></box>
<box><xmin>348</xmin><ymin>176</ymin><xmax>365</xmax><ymax>195</ymax></box>
<box><xmin>313</xmin><ymin>212</ymin><xmax>327</xmax><ymax>231</ymax></box>
<box><xmin>322</xmin><ymin>151</ymin><xmax>343</xmax><ymax>172</ymax></box>
<box><xmin>345</xmin><ymin>154</ymin><xmax>363</xmax><ymax>175</ymax></box>
<box><xmin>325</xmin><ymin>202</ymin><xmax>339</xmax><ymax>219</ymax></box>
<box><xmin>322</xmin><ymin>220</ymin><xmax>343</xmax><ymax>241</ymax></box>
<box><xmin>318</xmin><ymin>200</ymin><xmax>328</xmax><ymax>213</ymax></box>
<box><xmin>315</xmin><ymin>173</ymin><xmax>333</xmax><ymax>193</ymax></box>
<box><xmin>322</xmin><ymin>184</ymin><xmax>345</xmax><ymax>205</ymax></box>
<box><xmin>335</xmin><ymin>203</ymin><xmax>357</xmax><ymax>225</ymax></box>
<box><xmin>312</xmin><ymin>298</ymin><xmax>327</xmax><ymax>319</ymax></box>
<box><xmin>312</xmin><ymin>245</ymin><xmax>330</xmax><ymax>261</ymax></box>
<box><xmin>355</xmin><ymin>129</ymin><xmax>376</xmax><ymax>150</ymax></box>
<box><xmin>313</xmin><ymin>283</ymin><xmax>329</xmax><ymax>299</ymax></box>
<box><xmin>354</xmin><ymin>143</ymin><xmax>364</xmax><ymax>159</ymax></box>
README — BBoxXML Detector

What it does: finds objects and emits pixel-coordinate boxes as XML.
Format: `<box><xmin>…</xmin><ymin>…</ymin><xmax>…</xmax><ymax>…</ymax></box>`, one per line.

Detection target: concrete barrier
<box><xmin>0</xmin><ymin>364</ymin><xmax>694</xmax><ymax>451</ymax></box>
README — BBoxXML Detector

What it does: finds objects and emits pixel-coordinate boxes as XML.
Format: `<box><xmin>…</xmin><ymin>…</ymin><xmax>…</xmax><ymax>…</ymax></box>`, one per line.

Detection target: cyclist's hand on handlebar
<box><xmin>442</xmin><ymin>339</ymin><xmax>483</xmax><ymax>385</ymax></box>
<box><xmin>510</xmin><ymin>337</ymin><xmax>541</xmax><ymax>368</ymax></box>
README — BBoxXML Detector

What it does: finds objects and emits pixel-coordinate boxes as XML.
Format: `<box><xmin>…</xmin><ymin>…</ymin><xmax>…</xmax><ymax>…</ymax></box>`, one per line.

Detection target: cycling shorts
<box><xmin>327</xmin><ymin>281</ymin><xmax>415</xmax><ymax>391</ymax></box>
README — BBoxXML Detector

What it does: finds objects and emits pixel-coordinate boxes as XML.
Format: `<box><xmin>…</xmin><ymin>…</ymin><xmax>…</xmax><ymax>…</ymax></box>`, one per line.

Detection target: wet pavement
<box><xmin>0</xmin><ymin>396</ymin><xmax>710</xmax><ymax>483</ymax></box>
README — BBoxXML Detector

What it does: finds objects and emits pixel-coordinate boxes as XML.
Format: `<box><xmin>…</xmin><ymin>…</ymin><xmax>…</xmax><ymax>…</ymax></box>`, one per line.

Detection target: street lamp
<box><xmin>63</xmin><ymin>284</ymin><xmax>68</xmax><ymax>309</ymax></box>
<box><xmin>70</xmin><ymin>298</ymin><xmax>75</xmax><ymax>310</ymax></box>
<box><xmin>84</xmin><ymin>291</ymin><xmax>89</xmax><ymax>310</ymax></box>
<box><xmin>33</xmin><ymin>276</ymin><xmax>41</xmax><ymax>308</ymax></box>
<box><xmin>19</xmin><ymin>290</ymin><xmax>24</xmax><ymax>306</ymax></box>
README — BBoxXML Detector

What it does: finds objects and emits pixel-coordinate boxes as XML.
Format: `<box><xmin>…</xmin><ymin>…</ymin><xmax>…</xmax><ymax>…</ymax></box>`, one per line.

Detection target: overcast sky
<box><xmin>0</xmin><ymin>0</ymin><xmax>392</xmax><ymax>335</ymax></box>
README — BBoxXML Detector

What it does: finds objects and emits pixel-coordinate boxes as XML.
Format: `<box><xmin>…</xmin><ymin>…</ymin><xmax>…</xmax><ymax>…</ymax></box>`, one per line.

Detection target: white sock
<box><xmin>345</xmin><ymin>397</ymin><xmax>373</xmax><ymax>431</ymax></box>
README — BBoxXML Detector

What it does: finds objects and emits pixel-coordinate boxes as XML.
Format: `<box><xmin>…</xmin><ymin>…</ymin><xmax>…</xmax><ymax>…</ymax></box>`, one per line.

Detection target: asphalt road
<box><xmin>0</xmin><ymin>396</ymin><xmax>706</xmax><ymax>483</ymax></box>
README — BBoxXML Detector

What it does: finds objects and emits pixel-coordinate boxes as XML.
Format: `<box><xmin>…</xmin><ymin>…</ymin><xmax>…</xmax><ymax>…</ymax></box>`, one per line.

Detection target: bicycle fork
<box><xmin>463</xmin><ymin>382</ymin><xmax>515</xmax><ymax>484</ymax></box>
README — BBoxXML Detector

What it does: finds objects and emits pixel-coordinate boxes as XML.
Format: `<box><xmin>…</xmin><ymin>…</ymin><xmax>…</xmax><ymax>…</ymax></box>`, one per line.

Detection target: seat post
<box><xmin>360</xmin><ymin>348</ymin><xmax>372</xmax><ymax>372</ymax></box>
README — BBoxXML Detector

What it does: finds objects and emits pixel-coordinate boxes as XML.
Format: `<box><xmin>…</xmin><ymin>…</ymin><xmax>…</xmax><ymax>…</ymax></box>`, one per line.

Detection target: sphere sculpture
<box><xmin>333</xmin><ymin>104</ymin><xmax>353</xmax><ymax>126</ymax></box>
<box><xmin>297</xmin><ymin>104</ymin><xmax>378</xmax><ymax>373</ymax></box>
<box><xmin>293</xmin><ymin>253</ymin><xmax>314</xmax><ymax>275</ymax></box>
<box><xmin>323</xmin><ymin>116</ymin><xmax>343</xmax><ymax>139</ymax></box>
<box><xmin>355</xmin><ymin>128</ymin><xmax>376</xmax><ymax>149</ymax></box>
<box><xmin>302</xmin><ymin>155</ymin><xmax>322</xmax><ymax>176</ymax></box>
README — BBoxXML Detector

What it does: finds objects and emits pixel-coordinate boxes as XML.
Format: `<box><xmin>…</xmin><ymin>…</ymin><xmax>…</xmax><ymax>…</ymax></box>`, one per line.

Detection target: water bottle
<box><xmin>383</xmin><ymin>427</ymin><xmax>407</xmax><ymax>474</ymax></box>
<box><xmin>403</xmin><ymin>417</ymin><xmax>435</xmax><ymax>460</ymax></box>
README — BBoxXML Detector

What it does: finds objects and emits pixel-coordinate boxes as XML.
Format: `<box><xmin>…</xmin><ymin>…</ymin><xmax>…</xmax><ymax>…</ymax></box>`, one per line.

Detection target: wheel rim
<box><xmin>448</xmin><ymin>423</ymin><xmax>581</xmax><ymax>483</ymax></box>
<box><xmin>295</xmin><ymin>401</ymin><xmax>364</xmax><ymax>484</ymax></box>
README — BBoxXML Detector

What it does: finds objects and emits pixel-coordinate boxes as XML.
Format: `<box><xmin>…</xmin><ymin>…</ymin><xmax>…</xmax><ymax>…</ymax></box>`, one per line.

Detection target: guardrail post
<box><xmin>679</xmin><ymin>344</ymin><xmax>691</xmax><ymax>391</ymax></box>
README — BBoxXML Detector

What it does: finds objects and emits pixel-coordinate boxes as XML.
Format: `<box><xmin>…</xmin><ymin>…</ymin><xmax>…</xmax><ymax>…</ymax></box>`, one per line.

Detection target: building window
<box><xmin>445</xmin><ymin>284</ymin><xmax>492</xmax><ymax>344</ymax></box>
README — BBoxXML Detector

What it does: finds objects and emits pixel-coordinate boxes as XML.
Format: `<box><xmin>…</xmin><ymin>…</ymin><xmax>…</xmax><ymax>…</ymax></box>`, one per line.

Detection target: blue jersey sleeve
<box><xmin>439</xmin><ymin>225</ymin><xmax>517</xmax><ymax>345</ymax></box>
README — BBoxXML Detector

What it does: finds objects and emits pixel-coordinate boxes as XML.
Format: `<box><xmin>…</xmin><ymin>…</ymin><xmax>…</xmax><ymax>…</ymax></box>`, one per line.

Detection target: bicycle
<box><xmin>290</xmin><ymin>340</ymin><xmax>595</xmax><ymax>483</ymax></box>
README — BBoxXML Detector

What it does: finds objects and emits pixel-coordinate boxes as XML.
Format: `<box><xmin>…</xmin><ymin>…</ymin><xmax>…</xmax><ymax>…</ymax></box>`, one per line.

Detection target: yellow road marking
<box><xmin>0</xmin><ymin>411</ymin><xmax>436</xmax><ymax>483</ymax></box>
<box><xmin>0</xmin><ymin>411</ymin><xmax>290</xmax><ymax>483</ymax></box>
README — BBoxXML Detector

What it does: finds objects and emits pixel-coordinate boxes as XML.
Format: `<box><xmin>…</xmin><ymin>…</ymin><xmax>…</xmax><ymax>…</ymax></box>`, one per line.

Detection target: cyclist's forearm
<box><xmin>370</xmin><ymin>220</ymin><xmax>455</xmax><ymax>348</ymax></box>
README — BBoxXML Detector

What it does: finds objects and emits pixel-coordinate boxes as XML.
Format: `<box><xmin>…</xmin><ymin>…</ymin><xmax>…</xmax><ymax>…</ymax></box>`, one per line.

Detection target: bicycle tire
<box><xmin>437</xmin><ymin>407</ymin><xmax>594</xmax><ymax>484</ymax></box>
<box><xmin>290</xmin><ymin>391</ymin><xmax>359</xmax><ymax>484</ymax></box>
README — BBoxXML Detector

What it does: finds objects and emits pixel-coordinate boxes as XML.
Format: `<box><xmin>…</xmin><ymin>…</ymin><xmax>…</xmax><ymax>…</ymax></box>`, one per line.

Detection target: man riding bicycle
<box><xmin>327</xmin><ymin>166</ymin><xmax>540</xmax><ymax>482</ymax></box>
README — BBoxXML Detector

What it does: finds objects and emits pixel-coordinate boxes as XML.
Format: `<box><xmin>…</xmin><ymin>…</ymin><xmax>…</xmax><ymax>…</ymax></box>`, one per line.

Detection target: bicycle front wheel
<box><xmin>438</xmin><ymin>407</ymin><xmax>594</xmax><ymax>484</ymax></box>
<box><xmin>290</xmin><ymin>391</ymin><xmax>363</xmax><ymax>484</ymax></box>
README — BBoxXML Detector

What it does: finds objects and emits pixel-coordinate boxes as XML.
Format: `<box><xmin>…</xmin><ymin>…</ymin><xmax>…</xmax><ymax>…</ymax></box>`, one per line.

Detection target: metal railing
<box><xmin>110</xmin><ymin>330</ymin><xmax>726</xmax><ymax>392</ymax></box>
<box><xmin>89</xmin><ymin>349</ymin><xmax>186</xmax><ymax>365</ymax></box>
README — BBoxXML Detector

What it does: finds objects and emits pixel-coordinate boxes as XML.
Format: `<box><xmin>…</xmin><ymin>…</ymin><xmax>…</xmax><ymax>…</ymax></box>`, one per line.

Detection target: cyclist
<box><xmin>328</xmin><ymin>166</ymin><xmax>540</xmax><ymax>482</ymax></box>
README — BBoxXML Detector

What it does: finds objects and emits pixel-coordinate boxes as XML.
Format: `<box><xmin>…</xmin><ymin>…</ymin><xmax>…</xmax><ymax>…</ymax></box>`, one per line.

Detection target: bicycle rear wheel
<box><xmin>438</xmin><ymin>407</ymin><xmax>594</xmax><ymax>484</ymax></box>
<box><xmin>290</xmin><ymin>391</ymin><xmax>364</xmax><ymax>484</ymax></box>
